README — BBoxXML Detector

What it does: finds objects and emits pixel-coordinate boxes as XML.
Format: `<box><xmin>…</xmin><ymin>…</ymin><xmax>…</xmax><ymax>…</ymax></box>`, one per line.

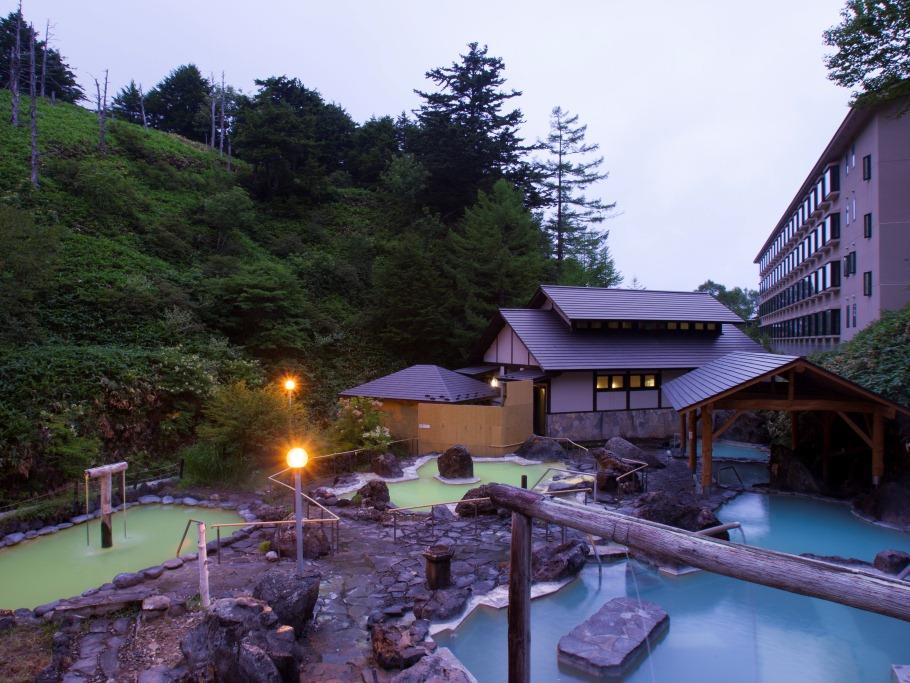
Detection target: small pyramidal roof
<box><xmin>340</xmin><ymin>364</ymin><xmax>499</xmax><ymax>403</ymax></box>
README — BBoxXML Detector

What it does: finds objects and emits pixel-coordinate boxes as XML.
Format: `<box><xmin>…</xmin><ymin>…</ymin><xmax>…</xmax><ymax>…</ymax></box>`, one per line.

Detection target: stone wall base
<box><xmin>547</xmin><ymin>409</ymin><xmax>679</xmax><ymax>442</ymax></box>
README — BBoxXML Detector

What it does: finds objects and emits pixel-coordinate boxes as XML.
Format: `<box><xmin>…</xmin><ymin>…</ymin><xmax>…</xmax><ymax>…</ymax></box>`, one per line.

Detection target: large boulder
<box><xmin>591</xmin><ymin>449</ymin><xmax>640</xmax><ymax>493</ymax></box>
<box><xmin>629</xmin><ymin>491</ymin><xmax>727</xmax><ymax>538</ymax></box>
<box><xmin>371</xmin><ymin>619</ymin><xmax>433</xmax><ymax>669</ymax></box>
<box><xmin>275</xmin><ymin>525</ymin><xmax>331</xmax><ymax>560</ymax></box>
<box><xmin>454</xmin><ymin>485</ymin><xmax>497</xmax><ymax>517</ymax></box>
<box><xmin>181</xmin><ymin>596</ymin><xmax>298</xmax><ymax>682</ymax></box>
<box><xmin>557</xmin><ymin>597</ymin><xmax>668</xmax><ymax>677</ymax></box>
<box><xmin>532</xmin><ymin>539</ymin><xmax>589</xmax><ymax>581</ymax></box>
<box><xmin>391</xmin><ymin>647</ymin><xmax>477</xmax><ymax>683</ymax></box>
<box><xmin>604</xmin><ymin>437</ymin><xmax>664</xmax><ymax>469</ymax></box>
<box><xmin>770</xmin><ymin>444</ymin><xmax>821</xmax><ymax>494</ymax></box>
<box><xmin>438</xmin><ymin>445</ymin><xmax>474</xmax><ymax>480</ymax></box>
<box><xmin>855</xmin><ymin>482</ymin><xmax>910</xmax><ymax>527</ymax></box>
<box><xmin>356</xmin><ymin>480</ymin><xmax>392</xmax><ymax>511</ymax></box>
<box><xmin>514</xmin><ymin>436</ymin><xmax>567</xmax><ymax>461</ymax></box>
<box><xmin>413</xmin><ymin>587</ymin><xmax>470</xmax><ymax>620</ymax></box>
<box><xmin>713</xmin><ymin>410</ymin><xmax>770</xmax><ymax>444</ymax></box>
<box><xmin>372</xmin><ymin>452</ymin><xmax>404</xmax><ymax>479</ymax></box>
<box><xmin>873</xmin><ymin>549</ymin><xmax>910</xmax><ymax>575</ymax></box>
<box><xmin>252</xmin><ymin>568</ymin><xmax>321</xmax><ymax>637</ymax></box>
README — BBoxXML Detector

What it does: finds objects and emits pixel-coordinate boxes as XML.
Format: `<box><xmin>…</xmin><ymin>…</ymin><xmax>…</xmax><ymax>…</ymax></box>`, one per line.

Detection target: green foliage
<box><xmin>0</xmin><ymin>11</ymin><xmax>83</xmax><ymax>102</ymax></box>
<box><xmin>695</xmin><ymin>280</ymin><xmax>760</xmax><ymax>321</ymax></box>
<box><xmin>824</xmin><ymin>1</ymin><xmax>910</xmax><ymax>107</ymax></box>
<box><xmin>112</xmin><ymin>80</ymin><xmax>146</xmax><ymax>125</ymax></box>
<box><xmin>145</xmin><ymin>64</ymin><xmax>211</xmax><ymax>141</ymax></box>
<box><xmin>812</xmin><ymin>304</ymin><xmax>910</xmax><ymax>407</ymax></box>
<box><xmin>331</xmin><ymin>397</ymin><xmax>389</xmax><ymax>452</ymax></box>
<box><xmin>181</xmin><ymin>441</ymin><xmax>246</xmax><ymax>486</ymax></box>
<box><xmin>258</xmin><ymin>540</ymin><xmax>272</xmax><ymax>553</ymax></box>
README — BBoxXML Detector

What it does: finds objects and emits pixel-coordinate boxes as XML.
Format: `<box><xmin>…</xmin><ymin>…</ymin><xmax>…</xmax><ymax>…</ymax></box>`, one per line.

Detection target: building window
<box><xmin>863</xmin><ymin>213</ymin><xmax>872</xmax><ymax>238</ymax></box>
<box><xmin>596</xmin><ymin>374</ymin><xmax>625</xmax><ymax>391</ymax></box>
<box><xmin>844</xmin><ymin>251</ymin><xmax>857</xmax><ymax>276</ymax></box>
<box><xmin>863</xmin><ymin>271</ymin><xmax>873</xmax><ymax>296</ymax></box>
<box><xmin>862</xmin><ymin>154</ymin><xmax>871</xmax><ymax>180</ymax></box>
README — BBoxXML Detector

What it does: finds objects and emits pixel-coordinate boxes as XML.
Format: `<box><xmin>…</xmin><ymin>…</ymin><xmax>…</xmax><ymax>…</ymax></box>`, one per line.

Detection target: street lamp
<box><xmin>283</xmin><ymin>377</ymin><xmax>298</xmax><ymax>407</ymax></box>
<box><xmin>287</xmin><ymin>446</ymin><xmax>309</xmax><ymax>575</ymax></box>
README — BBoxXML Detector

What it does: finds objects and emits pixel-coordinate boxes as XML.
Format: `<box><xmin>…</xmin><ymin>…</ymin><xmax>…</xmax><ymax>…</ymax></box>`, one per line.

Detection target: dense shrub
<box><xmin>330</xmin><ymin>397</ymin><xmax>391</xmax><ymax>452</ymax></box>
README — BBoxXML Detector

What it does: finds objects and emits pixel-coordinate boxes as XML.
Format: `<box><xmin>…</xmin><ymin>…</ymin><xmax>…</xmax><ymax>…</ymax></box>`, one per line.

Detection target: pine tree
<box><xmin>145</xmin><ymin>64</ymin><xmax>211</xmax><ymax>140</ymax></box>
<box><xmin>446</xmin><ymin>180</ymin><xmax>547</xmax><ymax>350</ymax></box>
<box><xmin>410</xmin><ymin>42</ymin><xmax>527</xmax><ymax>218</ymax></box>
<box><xmin>111</xmin><ymin>80</ymin><xmax>146</xmax><ymax>125</ymax></box>
<box><xmin>537</xmin><ymin>106</ymin><xmax>616</xmax><ymax>267</ymax></box>
<box><xmin>558</xmin><ymin>229</ymin><xmax>622</xmax><ymax>288</ymax></box>
<box><xmin>0</xmin><ymin>11</ymin><xmax>82</xmax><ymax>103</ymax></box>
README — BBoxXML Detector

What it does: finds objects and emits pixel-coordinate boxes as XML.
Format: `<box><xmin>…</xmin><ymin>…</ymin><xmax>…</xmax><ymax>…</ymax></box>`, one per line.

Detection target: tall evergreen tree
<box><xmin>446</xmin><ymin>180</ymin><xmax>547</xmax><ymax>351</ymax></box>
<box><xmin>111</xmin><ymin>80</ymin><xmax>146</xmax><ymax>125</ymax></box>
<box><xmin>558</xmin><ymin>229</ymin><xmax>622</xmax><ymax>288</ymax></box>
<box><xmin>824</xmin><ymin>0</ymin><xmax>910</xmax><ymax>107</ymax></box>
<box><xmin>145</xmin><ymin>64</ymin><xmax>210</xmax><ymax>140</ymax></box>
<box><xmin>0</xmin><ymin>11</ymin><xmax>82</xmax><ymax>103</ymax></box>
<box><xmin>409</xmin><ymin>42</ymin><xmax>527</xmax><ymax>218</ymax></box>
<box><xmin>537</xmin><ymin>106</ymin><xmax>616</xmax><ymax>266</ymax></box>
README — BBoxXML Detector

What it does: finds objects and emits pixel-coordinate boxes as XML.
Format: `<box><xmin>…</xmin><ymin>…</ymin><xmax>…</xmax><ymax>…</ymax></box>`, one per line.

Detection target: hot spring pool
<box><xmin>436</xmin><ymin>492</ymin><xmax>910</xmax><ymax>682</ymax></box>
<box><xmin>699</xmin><ymin>441</ymin><xmax>770</xmax><ymax>461</ymax></box>
<box><xmin>380</xmin><ymin>458</ymin><xmax>562</xmax><ymax>509</ymax></box>
<box><xmin>0</xmin><ymin>505</ymin><xmax>242</xmax><ymax>609</ymax></box>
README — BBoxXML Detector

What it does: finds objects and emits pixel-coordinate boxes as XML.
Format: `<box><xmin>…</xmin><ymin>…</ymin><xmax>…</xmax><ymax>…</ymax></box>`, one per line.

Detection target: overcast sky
<box><xmin>17</xmin><ymin>0</ymin><xmax>851</xmax><ymax>291</ymax></box>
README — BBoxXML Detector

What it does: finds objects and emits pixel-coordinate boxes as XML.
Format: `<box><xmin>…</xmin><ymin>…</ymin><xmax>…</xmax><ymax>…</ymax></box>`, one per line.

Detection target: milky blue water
<box><xmin>436</xmin><ymin>493</ymin><xmax>910</xmax><ymax>683</ymax></box>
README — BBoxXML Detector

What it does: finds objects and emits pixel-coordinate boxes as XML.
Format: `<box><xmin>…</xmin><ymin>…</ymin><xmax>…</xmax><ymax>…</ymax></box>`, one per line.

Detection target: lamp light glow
<box><xmin>490</xmin><ymin>377</ymin><xmax>500</xmax><ymax>389</ymax></box>
<box><xmin>287</xmin><ymin>447</ymin><xmax>308</xmax><ymax>469</ymax></box>
<box><xmin>283</xmin><ymin>378</ymin><xmax>297</xmax><ymax>392</ymax></box>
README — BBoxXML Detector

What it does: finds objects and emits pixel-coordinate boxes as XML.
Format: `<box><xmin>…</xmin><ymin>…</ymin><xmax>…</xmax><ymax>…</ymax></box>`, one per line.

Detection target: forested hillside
<box><xmin>0</xmin><ymin>20</ymin><xmax>622</xmax><ymax>497</ymax></box>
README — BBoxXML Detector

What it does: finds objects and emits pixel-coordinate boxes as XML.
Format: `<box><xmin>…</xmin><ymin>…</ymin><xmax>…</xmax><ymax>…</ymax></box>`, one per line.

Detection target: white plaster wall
<box><xmin>629</xmin><ymin>390</ymin><xmax>660</xmax><ymax>409</ymax></box>
<box><xmin>550</xmin><ymin>372</ymin><xmax>593</xmax><ymax>412</ymax></box>
<box><xmin>596</xmin><ymin>392</ymin><xmax>626</xmax><ymax>411</ymax></box>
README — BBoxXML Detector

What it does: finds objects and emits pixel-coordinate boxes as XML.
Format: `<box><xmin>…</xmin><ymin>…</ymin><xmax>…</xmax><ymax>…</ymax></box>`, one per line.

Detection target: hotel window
<box><xmin>863</xmin><ymin>271</ymin><xmax>872</xmax><ymax>296</ymax></box>
<box><xmin>845</xmin><ymin>251</ymin><xmax>857</xmax><ymax>276</ymax></box>
<box><xmin>596</xmin><ymin>374</ymin><xmax>625</xmax><ymax>391</ymax></box>
<box><xmin>862</xmin><ymin>154</ymin><xmax>871</xmax><ymax>180</ymax></box>
<box><xmin>850</xmin><ymin>144</ymin><xmax>856</xmax><ymax>168</ymax></box>
<box><xmin>863</xmin><ymin>213</ymin><xmax>872</xmax><ymax>238</ymax></box>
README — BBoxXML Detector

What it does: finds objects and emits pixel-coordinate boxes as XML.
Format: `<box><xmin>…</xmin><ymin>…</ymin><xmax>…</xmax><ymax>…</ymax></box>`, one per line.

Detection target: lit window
<box><xmin>706</xmin><ymin>322</ymin><xmax>717</xmax><ymax>330</ymax></box>
<box><xmin>621</xmin><ymin>321</ymin><xmax>632</xmax><ymax>329</ymax></box>
<box><xmin>667</xmin><ymin>322</ymin><xmax>678</xmax><ymax>330</ymax></box>
<box><xmin>644</xmin><ymin>374</ymin><xmax>656</xmax><ymax>388</ymax></box>
<box><xmin>591</xmin><ymin>321</ymin><xmax>602</xmax><ymax>329</ymax></box>
<box><xmin>596</xmin><ymin>375</ymin><xmax>610</xmax><ymax>390</ymax></box>
<box><xmin>629</xmin><ymin>375</ymin><xmax>641</xmax><ymax>389</ymax></box>
<box><xmin>611</xmin><ymin>375</ymin><xmax>625</xmax><ymax>390</ymax></box>
<box><xmin>694</xmin><ymin>322</ymin><xmax>705</xmax><ymax>330</ymax></box>
<box><xmin>607</xmin><ymin>321</ymin><xmax>619</xmax><ymax>329</ymax></box>
<box><xmin>680</xmin><ymin>322</ymin><xmax>690</xmax><ymax>330</ymax></box>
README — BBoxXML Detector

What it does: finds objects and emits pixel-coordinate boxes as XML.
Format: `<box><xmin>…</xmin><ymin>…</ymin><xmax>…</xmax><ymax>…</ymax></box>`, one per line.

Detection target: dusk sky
<box><xmin>17</xmin><ymin>0</ymin><xmax>851</xmax><ymax>291</ymax></box>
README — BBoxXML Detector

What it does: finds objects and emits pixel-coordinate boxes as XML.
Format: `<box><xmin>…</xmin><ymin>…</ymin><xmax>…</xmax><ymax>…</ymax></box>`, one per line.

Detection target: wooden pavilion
<box><xmin>662</xmin><ymin>352</ymin><xmax>910</xmax><ymax>493</ymax></box>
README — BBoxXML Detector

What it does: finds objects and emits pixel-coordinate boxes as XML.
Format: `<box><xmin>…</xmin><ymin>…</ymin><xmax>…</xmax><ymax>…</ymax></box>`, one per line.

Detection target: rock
<box><xmin>33</xmin><ymin>601</ymin><xmax>59</xmax><ymax>618</ymax></box>
<box><xmin>181</xmin><ymin>497</ymin><xmax>200</xmax><ymax>506</ymax></box>
<box><xmin>391</xmin><ymin>647</ymin><xmax>477</xmax><ymax>683</ymax></box>
<box><xmin>438</xmin><ymin>445</ymin><xmax>474</xmax><ymax>480</ymax></box>
<box><xmin>137</xmin><ymin>664</ymin><xmax>191</xmax><ymax>683</ymax></box>
<box><xmin>454</xmin><ymin>485</ymin><xmax>497</xmax><ymax>517</ymax></box>
<box><xmin>629</xmin><ymin>491</ymin><xmax>728</xmax><ymax>538</ymax></box>
<box><xmin>181</xmin><ymin>597</ymin><xmax>296</xmax><ymax>683</ymax></box>
<box><xmin>161</xmin><ymin>496</ymin><xmax>175</xmax><ymax>504</ymax></box>
<box><xmin>356</xmin><ymin>480</ymin><xmax>392</xmax><ymax>510</ymax></box>
<box><xmin>251</xmin><ymin>504</ymin><xmax>286</xmax><ymax>522</ymax></box>
<box><xmin>265</xmin><ymin>550</ymin><xmax>279</xmax><ymax>562</ymax></box>
<box><xmin>514</xmin><ymin>435</ymin><xmax>567</xmax><ymax>461</ymax></box>
<box><xmin>371</xmin><ymin>620</ymin><xmax>433</xmax><ymax>669</ymax></box>
<box><xmin>591</xmin><ymin>449</ymin><xmax>640</xmax><ymax>493</ymax></box>
<box><xmin>413</xmin><ymin>588</ymin><xmax>470</xmax><ymax>620</ymax></box>
<box><xmin>532</xmin><ymin>540</ymin><xmax>589</xmax><ymax>581</ymax></box>
<box><xmin>430</xmin><ymin>505</ymin><xmax>457</xmax><ymax>522</ymax></box>
<box><xmin>275</xmin><ymin>525</ymin><xmax>331</xmax><ymax>560</ymax></box>
<box><xmin>855</xmin><ymin>482</ymin><xmax>910</xmax><ymax>527</ymax></box>
<box><xmin>252</xmin><ymin>568</ymin><xmax>321</xmax><ymax>636</ymax></box>
<box><xmin>138</xmin><ymin>495</ymin><xmax>162</xmax><ymax>504</ymax></box>
<box><xmin>162</xmin><ymin>558</ymin><xmax>184</xmax><ymax>570</ymax></box>
<box><xmin>113</xmin><ymin>572</ymin><xmax>144</xmax><ymax>589</ymax></box>
<box><xmin>5</xmin><ymin>532</ymin><xmax>24</xmax><ymax>545</ymax></box>
<box><xmin>143</xmin><ymin>595</ymin><xmax>171</xmax><ymax>611</ymax></box>
<box><xmin>557</xmin><ymin>597</ymin><xmax>668</xmax><ymax>677</ymax></box>
<box><xmin>604</xmin><ymin>437</ymin><xmax>665</xmax><ymax>469</ymax></box>
<box><xmin>547</xmin><ymin>480</ymin><xmax>593</xmax><ymax>494</ymax></box>
<box><xmin>873</xmin><ymin>549</ymin><xmax>910</xmax><ymax>575</ymax></box>
<box><xmin>372</xmin><ymin>452</ymin><xmax>404</xmax><ymax>478</ymax></box>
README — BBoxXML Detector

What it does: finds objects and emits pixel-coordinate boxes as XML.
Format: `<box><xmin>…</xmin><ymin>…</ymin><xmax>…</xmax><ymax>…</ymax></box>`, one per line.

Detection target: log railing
<box><xmin>487</xmin><ymin>483</ymin><xmax>910</xmax><ymax>683</ymax></box>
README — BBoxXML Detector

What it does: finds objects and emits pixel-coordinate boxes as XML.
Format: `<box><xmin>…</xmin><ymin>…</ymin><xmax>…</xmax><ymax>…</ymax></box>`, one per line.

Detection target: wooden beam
<box><xmin>791</xmin><ymin>411</ymin><xmax>799</xmax><ymax>452</ymax></box>
<box><xmin>679</xmin><ymin>413</ymin><xmax>687</xmax><ymax>459</ymax></box>
<box><xmin>716</xmin><ymin>399</ymin><xmax>888</xmax><ymax>413</ymax></box>
<box><xmin>687</xmin><ymin>410</ymin><xmax>698</xmax><ymax>473</ymax></box>
<box><xmin>713</xmin><ymin>410</ymin><xmax>742</xmax><ymax>440</ymax></box>
<box><xmin>701</xmin><ymin>404</ymin><xmax>713</xmax><ymax>493</ymax></box>
<box><xmin>99</xmin><ymin>473</ymin><xmax>112</xmax><ymax>548</ymax></box>
<box><xmin>872</xmin><ymin>412</ymin><xmax>884</xmax><ymax>486</ymax></box>
<box><xmin>507</xmin><ymin>512</ymin><xmax>531</xmax><ymax>683</ymax></box>
<box><xmin>487</xmin><ymin>485</ymin><xmax>910</xmax><ymax>622</ymax></box>
<box><xmin>837</xmin><ymin>411</ymin><xmax>873</xmax><ymax>448</ymax></box>
<box><xmin>822</xmin><ymin>413</ymin><xmax>832</xmax><ymax>484</ymax></box>
<box><xmin>787</xmin><ymin>370</ymin><xmax>795</xmax><ymax>401</ymax></box>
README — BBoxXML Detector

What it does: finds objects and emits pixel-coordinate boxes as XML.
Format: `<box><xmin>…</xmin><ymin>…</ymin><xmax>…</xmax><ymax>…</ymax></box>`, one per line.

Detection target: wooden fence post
<box><xmin>508</xmin><ymin>511</ymin><xmax>531</xmax><ymax>683</ymax></box>
<box><xmin>197</xmin><ymin>522</ymin><xmax>211</xmax><ymax>609</ymax></box>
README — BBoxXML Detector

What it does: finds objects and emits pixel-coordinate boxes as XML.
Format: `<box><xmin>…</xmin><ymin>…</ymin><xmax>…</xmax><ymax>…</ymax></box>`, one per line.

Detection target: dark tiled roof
<box><xmin>340</xmin><ymin>364</ymin><xmax>498</xmax><ymax>403</ymax></box>
<box><xmin>454</xmin><ymin>365</ymin><xmax>499</xmax><ymax>377</ymax></box>
<box><xmin>538</xmin><ymin>285</ymin><xmax>745</xmax><ymax>323</ymax></box>
<box><xmin>500</xmin><ymin>309</ymin><xmax>765</xmax><ymax>371</ymax></box>
<box><xmin>662</xmin><ymin>352</ymin><xmax>799</xmax><ymax>411</ymax></box>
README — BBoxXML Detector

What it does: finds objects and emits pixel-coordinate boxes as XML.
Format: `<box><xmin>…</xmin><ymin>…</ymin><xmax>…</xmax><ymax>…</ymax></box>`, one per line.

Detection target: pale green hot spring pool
<box><xmin>0</xmin><ymin>505</ymin><xmax>242</xmax><ymax>609</ymax></box>
<box><xmin>436</xmin><ymin>492</ymin><xmax>910</xmax><ymax>682</ymax></box>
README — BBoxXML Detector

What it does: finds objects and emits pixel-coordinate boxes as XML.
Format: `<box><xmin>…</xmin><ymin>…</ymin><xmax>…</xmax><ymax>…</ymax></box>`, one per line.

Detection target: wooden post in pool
<box><xmin>84</xmin><ymin>462</ymin><xmax>128</xmax><ymax>549</ymax></box>
<box><xmin>700</xmin><ymin>405</ymin><xmax>713</xmax><ymax>494</ymax></box>
<box><xmin>508</xmin><ymin>510</ymin><xmax>531</xmax><ymax>683</ymax></box>
<box><xmin>687</xmin><ymin>410</ymin><xmax>698</xmax><ymax>473</ymax></box>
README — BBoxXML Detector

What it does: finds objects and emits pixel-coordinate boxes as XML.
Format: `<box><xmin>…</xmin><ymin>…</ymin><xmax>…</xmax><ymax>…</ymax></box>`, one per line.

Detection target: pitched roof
<box><xmin>535</xmin><ymin>285</ymin><xmax>745</xmax><ymax>323</ymax></box>
<box><xmin>340</xmin><ymin>364</ymin><xmax>498</xmax><ymax>403</ymax></box>
<box><xmin>499</xmin><ymin>309</ymin><xmax>764</xmax><ymax>371</ymax></box>
<box><xmin>662</xmin><ymin>352</ymin><xmax>798</xmax><ymax>411</ymax></box>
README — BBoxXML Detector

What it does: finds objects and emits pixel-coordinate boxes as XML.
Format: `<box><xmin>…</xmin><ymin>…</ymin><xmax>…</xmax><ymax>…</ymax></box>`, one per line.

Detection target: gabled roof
<box><xmin>532</xmin><ymin>285</ymin><xmax>745</xmax><ymax>323</ymax></box>
<box><xmin>454</xmin><ymin>365</ymin><xmax>499</xmax><ymax>377</ymax></box>
<box><xmin>662</xmin><ymin>352</ymin><xmax>798</xmax><ymax>411</ymax></box>
<box><xmin>340</xmin><ymin>364</ymin><xmax>498</xmax><ymax>403</ymax></box>
<box><xmin>499</xmin><ymin>309</ymin><xmax>764</xmax><ymax>371</ymax></box>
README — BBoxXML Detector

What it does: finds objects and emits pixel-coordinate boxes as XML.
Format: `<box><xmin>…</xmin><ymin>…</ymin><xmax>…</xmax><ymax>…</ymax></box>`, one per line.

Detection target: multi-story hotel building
<box><xmin>755</xmin><ymin>98</ymin><xmax>910</xmax><ymax>355</ymax></box>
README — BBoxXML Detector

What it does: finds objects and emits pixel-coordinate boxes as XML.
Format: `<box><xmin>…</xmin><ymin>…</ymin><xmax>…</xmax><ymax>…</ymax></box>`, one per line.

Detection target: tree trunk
<box><xmin>10</xmin><ymin>6</ymin><xmax>22</xmax><ymax>126</ymax></box>
<box><xmin>219</xmin><ymin>72</ymin><xmax>225</xmax><ymax>156</ymax></box>
<box><xmin>138</xmin><ymin>84</ymin><xmax>147</xmax><ymax>129</ymax></box>
<box><xmin>95</xmin><ymin>70</ymin><xmax>108</xmax><ymax>153</ymax></box>
<box><xmin>28</xmin><ymin>24</ymin><xmax>38</xmax><ymax>188</ymax></box>
<box><xmin>40</xmin><ymin>20</ymin><xmax>48</xmax><ymax>98</ymax></box>
<box><xmin>209</xmin><ymin>75</ymin><xmax>216</xmax><ymax>150</ymax></box>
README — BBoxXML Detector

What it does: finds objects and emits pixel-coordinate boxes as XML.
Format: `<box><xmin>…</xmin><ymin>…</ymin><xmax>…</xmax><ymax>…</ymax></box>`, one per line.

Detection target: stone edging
<box><xmin>1</xmin><ymin>495</ymin><xmax>262</xmax><ymax>620</ymax></box>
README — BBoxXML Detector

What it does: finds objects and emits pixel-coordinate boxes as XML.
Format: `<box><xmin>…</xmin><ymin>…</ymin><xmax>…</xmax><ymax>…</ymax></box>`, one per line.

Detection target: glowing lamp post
<box><xmin>287</xmin><ymin>446</ymin><xmax>309</xmax><ymax>575</ymax></box>
<box><xmin>283</xmin><ymin>377</ymin><xmax>297</xmax><ymax>407</ymax></box>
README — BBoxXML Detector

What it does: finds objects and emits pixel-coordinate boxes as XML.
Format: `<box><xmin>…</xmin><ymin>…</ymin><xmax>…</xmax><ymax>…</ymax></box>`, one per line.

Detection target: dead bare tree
<box><xmin>9</xmin><ymin>3</ymin><xmax>22</xmax><ymax>126</ymax></box>
<box><xmin>138</xmin><ymin>83</ymin><xmax>147</xmax><ymax>129</ymax></box>
<box><xmin>39</xmin><ymin>19</ymin><xmax>50</xmax><ymax>98</ymax></box>
<box><xmin>28</xmin><ymin>23</ymin><xmax>39</xmax><ymax>188</ymax></box>
<box><xmin>94</xmin><ymin>70</ymin><xmax>109</xmax><ymax>153</ymax></box>
<box><xmin>209</xmin><ymin>72</ymin><xmax>216</xmax><ymax>149</ymax></box>
<box><xmin>218</xmin><ymin>71</ymin><xmax>225</xmax><ymax>156</ymax></box>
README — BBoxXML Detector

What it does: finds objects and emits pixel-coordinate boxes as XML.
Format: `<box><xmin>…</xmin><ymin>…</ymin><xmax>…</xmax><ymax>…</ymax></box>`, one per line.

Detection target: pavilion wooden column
<box><xmin>701</xmin><ymin>404</ymin><xmax>713</xmax><ymax>493</ymax></box>
<box><xmin>679</xmin><ymin>413</ymin><xmax>687</xmax><ymax>458</ymax></box>
<box><xmin>821</xmin><ymin>412</ymin><xmax>832</xmax><ymax>485</ymax></box>
<box><xmin>507</xmin><ymin>511</ymin><xmax>531</xmax><ymax>683</ymax></box>
<box><xmin>688</xmin><ymin>410</ymin><xmax>698</xmax><ymax>473</ymax></box>
<box><xmin>872</xmin><ymin>412</ymin><xmax>884</xmax><ymax>486</ymax></box>
<box><xmin>790</xmin><ymin>411</ymin><xmax>800</xmax><ymax>452</ymax></box>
